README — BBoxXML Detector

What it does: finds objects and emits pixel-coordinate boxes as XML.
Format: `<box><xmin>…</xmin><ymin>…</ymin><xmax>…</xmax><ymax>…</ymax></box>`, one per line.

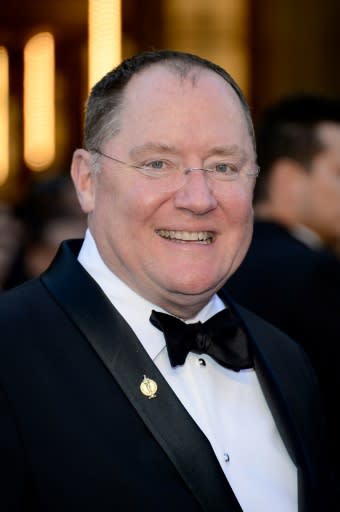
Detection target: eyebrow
<box><xmin>205</xmin><ymin>145</ymin><xmax>246</xmax><ymax>160</ymax></box>
<box><xmin>129</xmin><ymin>143</ymin><xmax>178</xmax><ymax>160</ymax></box>
<box><xmin>129</xmin><ymin>143</ymin><xmax>247</xmax><ymax>163</ymax></box>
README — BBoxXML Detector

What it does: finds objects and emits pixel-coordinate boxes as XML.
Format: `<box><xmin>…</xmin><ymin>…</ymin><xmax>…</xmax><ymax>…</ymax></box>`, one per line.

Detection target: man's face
<box><xmin>299</xmin><ymin>123</ymin><xmax>340</xmax><ymax>244</ymax></box>
<box><xmin>78</xmin><ymin>65</ymin><xmax>256</xmax><ymax>316</ymax></box>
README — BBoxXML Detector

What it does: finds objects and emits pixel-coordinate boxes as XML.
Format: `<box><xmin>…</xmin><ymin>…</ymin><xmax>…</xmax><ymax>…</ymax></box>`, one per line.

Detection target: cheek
<box><xmin>311</xmin><ymin>168</ymin><xmax>340</xmax><ymax>195</ymax></box>
<box><xmin>221</xmin><ymin>185</ymin><xmax>254</xmax><ymax>225</ymax></box>
<box><xmin>222</xmin><ymin>189</ymin><xmax>255</xmax><ymax>261</ymax></box>
<box><xmin>96</xmin><ymin>178</ymin><xmax>167</xmax><ymax>237</ymax></box>
<box><xmin>307</xmin><ymin>180</ymin><xmax>337</xmax><ymax>216</ymax></box>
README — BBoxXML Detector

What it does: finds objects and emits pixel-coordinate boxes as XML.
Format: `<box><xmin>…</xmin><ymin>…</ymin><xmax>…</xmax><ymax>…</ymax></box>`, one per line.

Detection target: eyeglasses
<box><xmin>92</xmin><ymin>149</ymin><xmax>260</xmax><ymax>184</ymax></box>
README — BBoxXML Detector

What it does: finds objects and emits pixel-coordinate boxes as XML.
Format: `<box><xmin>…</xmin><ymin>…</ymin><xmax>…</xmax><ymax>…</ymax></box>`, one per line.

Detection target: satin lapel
<box><xmin>41</xmin><ymin>241</ymin><xmax>242</xmax><ymax>512</ymax></box>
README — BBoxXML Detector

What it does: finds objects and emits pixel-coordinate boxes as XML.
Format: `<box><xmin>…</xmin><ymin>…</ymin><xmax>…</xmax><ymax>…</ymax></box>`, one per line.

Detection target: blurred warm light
<box><xmin>24</xmin><ymin>32</ymin><xmax>55</xmax><ymax>171</ymax></box>
<box><xmin>0</xmin><ymin>47</ymin><xmax>9</xmax><ymax>186</ymax></box>
<box><xmin>88</xmin><ymin>0</ymin><xmax>122</xmax><ymax>90</ymax></box>
<box><xmin>163</xmin><ymin>0</ymin><xmax>250</xmax><ymax>96</ymax></box>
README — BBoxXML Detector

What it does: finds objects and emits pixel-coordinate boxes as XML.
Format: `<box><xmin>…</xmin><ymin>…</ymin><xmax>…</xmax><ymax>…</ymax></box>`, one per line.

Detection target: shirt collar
<box><xmin>290</xmin><ymin>224</ymin><xmax>324</xmax><ymax>250</ymax></box>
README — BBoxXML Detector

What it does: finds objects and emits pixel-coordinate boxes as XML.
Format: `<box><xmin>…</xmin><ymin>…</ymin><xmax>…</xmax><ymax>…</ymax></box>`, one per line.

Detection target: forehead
<box><xmin>122</xmin><ymin>63</ymin><xmax>241</xmax><ymax>114</ymax></box>
<box><xmin>114</xmin><ymin>64</ymin><xmax>253</xmax><ymax>155</ymax></box>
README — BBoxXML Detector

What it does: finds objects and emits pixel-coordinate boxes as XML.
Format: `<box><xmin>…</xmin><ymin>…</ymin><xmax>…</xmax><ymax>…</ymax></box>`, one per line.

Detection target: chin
<box><xmin>167</xmin><ymin>275</ymin><xmax>222</xmax><ymax>297</ymax></box>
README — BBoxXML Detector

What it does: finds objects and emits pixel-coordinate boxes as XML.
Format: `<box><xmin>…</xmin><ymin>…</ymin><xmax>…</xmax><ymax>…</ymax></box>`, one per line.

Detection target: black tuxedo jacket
<box><xmin>0</xmin><ymin>240</ymin><xmax>332</xmax><ymax>511</ymax></box>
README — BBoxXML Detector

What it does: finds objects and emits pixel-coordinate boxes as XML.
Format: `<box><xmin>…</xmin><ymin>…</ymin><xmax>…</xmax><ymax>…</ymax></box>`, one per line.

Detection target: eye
<box><xmin>142</xmin><ymin>159</ymin><xmax>177</xmax><ymax>174</ymax></box>
<box><xmin>145</xmin><ymin>160</ymin><xmax>165</xmax><ymax>170</ymax></box>
<box><xmin>213</xmin><ymin>162</ymin><xmax>239</xmax><ymax>175</ymax></box>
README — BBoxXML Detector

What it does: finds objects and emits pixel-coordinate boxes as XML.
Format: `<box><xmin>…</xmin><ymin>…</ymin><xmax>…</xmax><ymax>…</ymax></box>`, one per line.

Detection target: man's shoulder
<box><xmin>0</xmin><ymin>277</ymin><xmax>54</xmax><ymax>337</ymax></box>
<box><xmin>250</xmin><ymin>220</ymin><xmax>339</xmax><ymax>270</ymax></box>
<box><xmin>0</xmin><ymin>277</ymin><xmax>43</xmax><ymax>307</ymax></box>
<box><xmin>253</xmin><ymin>220</ymin><xmax>315</xmax><ymax>254</ymax></box>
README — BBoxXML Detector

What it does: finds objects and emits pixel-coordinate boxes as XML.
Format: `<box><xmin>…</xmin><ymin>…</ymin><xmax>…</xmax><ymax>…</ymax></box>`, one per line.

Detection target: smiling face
<box><xmin>72</xmin><ymin>64</ymin><xmax>257</xmax><ymax>317</ymax></box>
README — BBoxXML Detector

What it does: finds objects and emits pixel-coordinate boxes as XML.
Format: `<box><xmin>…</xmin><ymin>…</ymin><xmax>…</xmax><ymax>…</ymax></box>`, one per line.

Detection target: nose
<box><xmin>173</xmin><ymin>168</ymin><xmax>218</xmax><ymax>214</ymax></box>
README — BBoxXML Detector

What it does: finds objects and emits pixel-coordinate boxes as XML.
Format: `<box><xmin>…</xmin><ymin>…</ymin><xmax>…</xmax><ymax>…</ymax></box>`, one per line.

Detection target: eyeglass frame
<box><xmin>91</xmin><ymin>148</ymin><xmax>260</xmax><ymax>182</ymax></box>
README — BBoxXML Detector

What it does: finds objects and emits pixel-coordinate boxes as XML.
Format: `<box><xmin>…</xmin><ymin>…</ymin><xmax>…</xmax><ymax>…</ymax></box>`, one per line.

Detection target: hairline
<box><xmin>84</xmin><ymin>52</ymin><xmax>255</xmax><ymax>156</ymax></box>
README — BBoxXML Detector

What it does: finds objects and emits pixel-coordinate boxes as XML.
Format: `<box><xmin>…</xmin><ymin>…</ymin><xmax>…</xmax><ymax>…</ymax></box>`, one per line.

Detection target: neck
<box><xmin>254</xmin><ymin>201</ymin><xmax>297</xmax><ymax>230</ymax></box>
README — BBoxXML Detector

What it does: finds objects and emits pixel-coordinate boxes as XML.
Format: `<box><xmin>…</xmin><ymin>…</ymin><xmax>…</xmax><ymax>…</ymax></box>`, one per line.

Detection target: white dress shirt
<box><xmin>78</xmin><ymin>229</ymin><xmax>297</xmax><ymax>511</ymax></box>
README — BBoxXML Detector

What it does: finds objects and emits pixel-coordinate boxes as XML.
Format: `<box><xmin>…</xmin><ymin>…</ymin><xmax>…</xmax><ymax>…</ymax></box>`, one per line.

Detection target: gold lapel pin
<box><xmin>140</xmin><ymin>375</ymin><xmax>158</xmax><ymax>399</ymax></box>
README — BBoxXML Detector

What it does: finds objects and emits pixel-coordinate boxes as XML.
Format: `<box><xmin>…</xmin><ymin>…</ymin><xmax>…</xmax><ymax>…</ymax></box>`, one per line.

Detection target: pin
<box><xmin>140</xmin><ymin>375</ymin><xmax>158</xmax><ymax>399</ymax></box>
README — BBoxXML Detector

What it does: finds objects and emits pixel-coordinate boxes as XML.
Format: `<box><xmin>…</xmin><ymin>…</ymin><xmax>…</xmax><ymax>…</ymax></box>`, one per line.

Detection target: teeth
<box><xmin>156</xmin><ymin>230</ymin><xmax>213</xmax><ymax>243</ymax></box>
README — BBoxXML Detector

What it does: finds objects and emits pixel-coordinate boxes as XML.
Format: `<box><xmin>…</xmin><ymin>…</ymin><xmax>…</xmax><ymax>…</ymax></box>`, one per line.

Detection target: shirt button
<box><xmin>198</xmin><ymin>358</ymin><xmax>206</xmax><ymax>366</ymax></box>
<box><xmin>223</xmin><ymin>453</ymin><xmax>230</xmax><ymax>463</ymax></box>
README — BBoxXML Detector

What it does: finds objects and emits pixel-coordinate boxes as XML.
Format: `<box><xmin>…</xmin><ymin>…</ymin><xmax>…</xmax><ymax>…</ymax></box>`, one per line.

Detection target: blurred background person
<box><xmin>226</xmin><ymin>93</ymin><xmax>340</xmax><ymax>492</ymax></box>
<box><xmin>3</xmin><ymin>174</ymin><xmax>86</xmax><ymax>289</ymax></box>
<box><xmin>333</xmin><ymin>237</ymin><xmax>340</xmax><ymax>259</ymax></box>
<box><xmin>0</xmin><ymin>201</ymin><xmax>23</xmax><ymax>291</ymax></box>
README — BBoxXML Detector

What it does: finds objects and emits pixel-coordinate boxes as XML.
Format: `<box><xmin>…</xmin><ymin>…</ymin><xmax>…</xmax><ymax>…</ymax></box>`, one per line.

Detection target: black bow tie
<box><xmin>150</xmin><ymin>308</ymin><xmax>253</xmax><ymax>372</ymax></box>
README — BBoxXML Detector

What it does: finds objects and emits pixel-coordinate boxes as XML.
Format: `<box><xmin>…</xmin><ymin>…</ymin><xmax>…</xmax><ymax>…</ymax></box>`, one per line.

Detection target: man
<box><xmin>0</xmin><ymin>52</ymin><xmax>333</xmax><ymax>511</ymax></box>
<box><xmin>3</xmin><ymin>175</ymin><xmax>86</xmax><ymax>288</ymax></box>
<box><xmin>226</xmin><ymin>93</ymin><xmax>340</xmax><ymax>496</ymax></box>
<box><xmin>0</xmin><ymin>201</ymin><xmax>23</xmax><ymax>290</ymax></box>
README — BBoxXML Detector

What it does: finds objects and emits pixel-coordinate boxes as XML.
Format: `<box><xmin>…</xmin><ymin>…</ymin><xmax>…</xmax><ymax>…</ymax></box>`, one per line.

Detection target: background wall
<box><xmin>250</xmin><ymin>0</ymin><xmax>340</xmax><ymax>114</ymax></box>
<box><xmin>0</xmin><ymin>0</ymin><xmax>339</xmax><ymax>203</ymax></box>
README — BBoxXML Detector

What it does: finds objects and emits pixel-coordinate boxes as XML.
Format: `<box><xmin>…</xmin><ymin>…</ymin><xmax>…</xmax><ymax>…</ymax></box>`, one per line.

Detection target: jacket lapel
<box><xmin>41</xmin><ymin>240</ymin><xmax>242</xmax><ymax>512</ymax></box>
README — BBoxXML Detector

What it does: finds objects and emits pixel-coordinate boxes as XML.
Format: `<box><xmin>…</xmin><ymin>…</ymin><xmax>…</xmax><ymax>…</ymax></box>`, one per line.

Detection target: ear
<box><xmin>70</xmin><ymin>149</ymin><xmax>96</xmax><ymax>214</ymax></box>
